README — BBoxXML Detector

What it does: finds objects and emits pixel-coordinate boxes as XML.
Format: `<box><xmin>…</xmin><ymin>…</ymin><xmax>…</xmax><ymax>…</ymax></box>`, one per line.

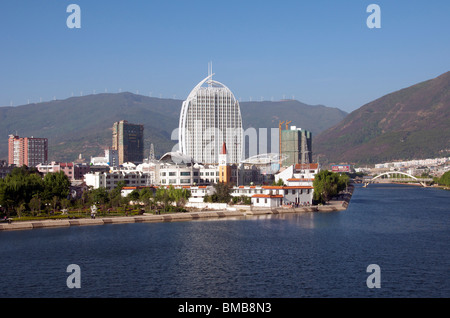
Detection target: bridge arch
<box><xmin>372</xmin><ymin>171</ymin><xmax>419</xmax><ymax>181</ymax></box>
<box><xmin>363</xmin><ymin>171</ymin><xmax>431</xmax><ymax>187</ymax></box>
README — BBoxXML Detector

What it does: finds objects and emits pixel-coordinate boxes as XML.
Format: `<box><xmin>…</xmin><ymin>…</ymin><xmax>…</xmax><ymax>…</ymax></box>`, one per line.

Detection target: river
<box><xmin>0</xmin><ymin>184</ymin><xmax>448</xmax><ymax>298</ymax></box>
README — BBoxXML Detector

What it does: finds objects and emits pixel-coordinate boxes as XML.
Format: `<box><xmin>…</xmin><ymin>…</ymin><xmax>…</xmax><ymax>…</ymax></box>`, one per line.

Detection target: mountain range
<box><xmin>0</xmin><ymin>93</ymin><xmax>347</xmax><ymax>163</ymax></box>
<box><xmin>313</xmin><ymin>71</ymin><xmax>450</xmax><ymax>165</ymax></box>
<box><xmin>2</xmin><ymin>71</ymin><xmax>448</xmax><ymax>166</ymax></box>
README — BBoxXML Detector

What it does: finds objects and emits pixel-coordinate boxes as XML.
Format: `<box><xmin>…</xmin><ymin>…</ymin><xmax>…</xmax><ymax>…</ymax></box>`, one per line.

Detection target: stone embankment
<box><xmin>0</xmin><ymin>185</ymin><xmax>354</xmax><ymax>232</ymax></box>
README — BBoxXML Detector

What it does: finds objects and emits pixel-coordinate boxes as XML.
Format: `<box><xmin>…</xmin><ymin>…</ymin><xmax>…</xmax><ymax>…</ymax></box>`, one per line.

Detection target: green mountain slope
<box><xmin>0</xmin><ymin>93</ymin><xmax>347</xmax><ymax>162</ymax></box>
<box><xmin>313</xmin><ymin>71</ymin><xmax>450</xmax><ymax>165</ymax></box>
<box><xmin>240</xmin><ymin>100</ymin><xmax>347</xmax><ymax>136</ymax></box>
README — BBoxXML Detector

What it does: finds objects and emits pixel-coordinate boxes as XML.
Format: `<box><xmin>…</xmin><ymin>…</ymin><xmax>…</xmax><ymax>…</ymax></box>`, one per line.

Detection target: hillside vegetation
<box><xmin>314</xmin><ymin>71</ymin><xmax>450</xmax><ymax>165</ymax></box>
<box><xmin>0</xmin><ymin>93</ymin><xmax>347</xmax><ymax>162</ymax></box>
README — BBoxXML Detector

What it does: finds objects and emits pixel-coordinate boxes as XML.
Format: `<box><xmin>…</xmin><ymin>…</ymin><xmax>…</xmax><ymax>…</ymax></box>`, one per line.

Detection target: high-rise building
<box><xmin>112</xmin><ymin>120</ymin><xmax>144</xmax><ymax>165</ymax></box>
<box><xmin>179</xmin><ymin>74</ymin><xmax>243</xmax><ymax>165</ymax></box>
<box><xmin>280</xmin><ymin>126</ymin><xmax>312</xmax><ymax>167</ymax></box>
<box><xmin>8</xmin><ymin>135</ymin><xmax>48</xmax><ymax>167</ymax></box>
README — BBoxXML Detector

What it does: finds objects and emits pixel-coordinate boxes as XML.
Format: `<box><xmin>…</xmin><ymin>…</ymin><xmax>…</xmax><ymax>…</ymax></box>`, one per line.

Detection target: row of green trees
<box><xmin>0</xmin><ymin>166</ymin><xmax>194</xmax><ymax>218</ymax></box>
<box><xmin>0</xmin><ymin>166</ymin><xmax>71</xmax><ymax>217</ymax></box>
<box><xmin>434</xmin><ymin>171</ymin><xmax>450</xmax><ymax>187</ymax></box>
<box><xmin>85</xmin><ymin>183</ymin><xmax>192</xmax><ymax>213</ymax></box>
<box><xmin>313</xmin><ymin>170</ymin><xmax>350</xmax><ymax>204</ymax></box>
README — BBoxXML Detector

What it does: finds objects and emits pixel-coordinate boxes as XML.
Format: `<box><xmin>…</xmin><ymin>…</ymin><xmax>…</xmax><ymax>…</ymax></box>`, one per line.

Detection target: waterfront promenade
<box><xmin>0</xmin><ymin>200</ymin><xmax>349</xmax><ymax>232</ymax></box>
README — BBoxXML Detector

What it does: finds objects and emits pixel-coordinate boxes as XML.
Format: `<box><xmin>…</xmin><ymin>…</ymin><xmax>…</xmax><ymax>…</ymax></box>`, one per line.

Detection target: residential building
<box><xmin>84</xmin><ymin>170</ymin><xmax>150</xmax><ymax>191</ymax></box>
<box><xmin>36</xmin><ymin>161</ymin><xmax>91</xmax><ymax>181</ymax></box>
<box><xmin>231</xmin><ymin>184</ymin><xmax>314</xmax><ymax>208</ymax></box>
<box><xmin>84</xmin><ymin>162</ymin><xmax>155</xmax><ymax>190</ymax></box>
<box><xmin>275</xmin><ymin>163</ymin><xmax>319</xmax><ymax>185</ymax></box>
<box><xmin>0</xmin><ymin>160</ymin><xmax>13</xmax><ymax>178</ymax></box>
<box><xmin>280</xmin><ymin>126</ymin><xmax>312</xmax><ymax>167</ymax></box>
<box><xmin>8</xmin><ymin>135</ymin><xmax>48</xmax><ymax>167</ymax></box>
<box><xmin>112</xmin><ymin>120</ymin><xmax>144</xmax><ymax>165</ymax></box>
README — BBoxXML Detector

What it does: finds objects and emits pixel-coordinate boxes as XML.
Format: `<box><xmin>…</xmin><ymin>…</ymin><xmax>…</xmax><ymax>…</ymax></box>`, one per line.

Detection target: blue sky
<box><xmin>1</xmin><ymin>0</ymin><xmax>449</xmax><ymax>112</ymax></box>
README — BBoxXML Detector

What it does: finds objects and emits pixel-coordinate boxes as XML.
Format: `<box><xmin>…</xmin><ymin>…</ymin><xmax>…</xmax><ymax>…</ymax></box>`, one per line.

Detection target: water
<box><xmin>0</xmin><ymin>184</ymin><xmax>448</xmax><ymax>298</ymax></box>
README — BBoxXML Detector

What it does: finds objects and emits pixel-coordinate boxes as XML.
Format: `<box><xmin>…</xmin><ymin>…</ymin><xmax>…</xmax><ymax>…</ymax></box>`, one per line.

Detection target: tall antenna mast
<box><xmin>208</xmin><ymin>61</ymin><xmax>213</xmax><ymax>87</ymax></box>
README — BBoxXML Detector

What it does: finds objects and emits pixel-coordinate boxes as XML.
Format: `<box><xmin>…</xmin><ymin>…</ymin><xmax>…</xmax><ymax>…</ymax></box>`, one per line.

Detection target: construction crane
<box><xmin>279</xmin><ymin>121</ymin><xmax>285</xmax><ymax>164</ymax></box>
<box><xmin>285</xmin><ymin>120</ymin><xmax>292</xmax><ymax>130</ymax></box>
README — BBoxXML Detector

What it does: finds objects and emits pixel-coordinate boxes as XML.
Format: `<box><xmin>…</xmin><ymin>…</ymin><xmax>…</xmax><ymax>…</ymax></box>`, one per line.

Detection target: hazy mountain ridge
<box><xmin>0</xmin><ymin>93</ymin><xmax>347</xmax><ymax>162</ymax></box>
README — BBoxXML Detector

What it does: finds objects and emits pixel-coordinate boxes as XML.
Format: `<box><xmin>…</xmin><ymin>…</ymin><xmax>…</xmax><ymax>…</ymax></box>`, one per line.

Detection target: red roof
<box><xmin>252</xmin><ymin>194</ymin><xmax>283</xmax><ymax>198</ymax></box>
<box><xmin>221</xmin><ymin>142</ymin><xmax>227</xmax><ymax>155</ymax></box>
<box><xmin>294</xmin><ymin>163</ymin><xmax>319</xmax><ymax>170</ymax></box>
<box><xmin>283</xmin><ymin>186</ymin><xmax>314</xmax><ymax>189</ymax></box>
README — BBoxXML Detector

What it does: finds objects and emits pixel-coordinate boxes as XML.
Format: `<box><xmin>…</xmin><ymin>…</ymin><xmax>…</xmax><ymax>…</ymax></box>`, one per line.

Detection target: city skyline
<box><xmin>1</xmin><ymin>1</ymin><xmax>449</xmax><ymax>112</ymax></box>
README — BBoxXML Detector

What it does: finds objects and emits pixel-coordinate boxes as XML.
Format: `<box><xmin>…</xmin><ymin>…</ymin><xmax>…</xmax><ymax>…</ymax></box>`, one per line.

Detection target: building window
<box><xmin>169</xmin><ymin>172</ymin><xmax>176</xmax><ymax>176</ymax></box>
<box><xmin>180</xmin><ymin>172</ymin><xmax>190</xmax><ymax>176</ymax></box>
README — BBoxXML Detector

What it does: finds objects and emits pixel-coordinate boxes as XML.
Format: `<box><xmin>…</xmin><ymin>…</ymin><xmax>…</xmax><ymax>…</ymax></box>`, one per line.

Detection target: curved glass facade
<box><xmin>179</xmin><ymin>75</ymin><xmax>243</xmax><ymax>164</ymax></box>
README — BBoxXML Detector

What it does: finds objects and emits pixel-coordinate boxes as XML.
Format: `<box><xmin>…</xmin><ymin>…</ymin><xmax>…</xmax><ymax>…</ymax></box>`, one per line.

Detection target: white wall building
<box><xmin>179</xmin><ymin>73</ymin><xmax>243</xmax><ymax>165</ymax></box>
<box><xmin>231</xmin><ymin>184</ymin><xmax>314</xmax><ymax>208</ymax></box>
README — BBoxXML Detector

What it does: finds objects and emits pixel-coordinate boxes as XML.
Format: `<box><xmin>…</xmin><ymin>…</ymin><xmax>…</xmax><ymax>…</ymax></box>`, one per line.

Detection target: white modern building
<box><xmin>84</xmin><ymin>162</ymin><xmax>155</xmax><ymax>190</ymax></box>
<box><xmin>179</xmin><ymin>73</ymin><xmax>243</xmax><ymax>165</ymax></box>
<box><xmin>275</xmin><ymin>163</ymin><xmax>319</xmax><ymax>185</ymax></box>
<box><xmin>90</xmin><ymin>149</ymin><xmax>119</xmax><ymax>167</ymax></box>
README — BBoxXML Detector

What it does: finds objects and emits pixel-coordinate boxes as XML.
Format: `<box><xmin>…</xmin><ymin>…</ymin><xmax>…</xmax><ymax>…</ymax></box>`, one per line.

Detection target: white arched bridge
<box><xmin>363</xmin><ymin>171</ymin><xmax>433</xmax><ymax>187</ymax></box>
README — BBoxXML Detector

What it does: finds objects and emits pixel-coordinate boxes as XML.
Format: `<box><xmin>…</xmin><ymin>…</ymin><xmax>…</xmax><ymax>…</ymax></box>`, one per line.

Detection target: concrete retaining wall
<box><xmin>0</xmin><ymin>187</ymin><xmax>354</xmax><ymax>232</ymax></box>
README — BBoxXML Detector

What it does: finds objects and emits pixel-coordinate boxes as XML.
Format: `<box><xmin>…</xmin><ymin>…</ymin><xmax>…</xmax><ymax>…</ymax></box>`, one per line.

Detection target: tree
<box><xmin>272</xmin><ymin>179</ymin><xmax>285</xmax><ymax>186</ymax></box>
<box><xmin>127</xmin><ymin>189</ymin><xmax>141</xmax><ymax>204</ymax></box>
<box><xmin>29</xmin><ymin>194</ymin><xmax>42</xmax><ymax>216</ymax></box>
<box><xmin>15</xmin><ymin>201</ymin><xmax>26</xmax><ymax>218</ymax></box>
<box><xmin>139</xmin><ymin>188</ymin><xmax>155</xmax><ymax>211</ymax></box>
<box><xmin>170</xmin><ymin>187</ymin><xmax>191</xmax><ymax>207</ymax></box>
<box><xmin>89</xmin><ymin>187</ymin><xmax>109</xmax><ymax>205</ymax></box>
<box><xmin>313</xmin><ymin>170</ymin><xmax>342</xmax><ymax>204</ymax></box>
<box><xmin>51</xmin><ymin>196</ymin><xmax>59</xmax><ymax>214</ymax></box>
<box><xmin>42</xmin><ymin>171</ymin><xmax>71</xmax><ymax>202</ymax></box>
<box><xmin>0</xmin><ymin>166</ymin><xmax>44</xmax><ymax>216</ymax></box>
<box><xmin>437</xmin><ymin>171</ymin><xmax>450</xmax><ymax>186</ymax></box>
<box><xmin>155</xmin><ymin>186</ymin><xmax>172</xmax><ymax>212</ymax></box>
<box><xmin>211</xmin><ymin>182</ymin><xmax>231</xmax><ymax>203</ymax></box>
<box><xmin>337</xmin><ymin>173</ymin><xmax>350</xmax><ymax>192</ymax></box>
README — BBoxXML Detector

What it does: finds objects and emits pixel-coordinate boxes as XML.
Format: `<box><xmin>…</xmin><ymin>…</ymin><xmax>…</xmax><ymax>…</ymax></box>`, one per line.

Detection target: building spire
<box><xmin>221</xmin><ymin>142</ymin><xmax>227</xmax><ymax>155</ymax></box>
<box><xmin>208</xmin><ymin>61</ymin><xmax>213</xmax><ymax>87</ymax></box>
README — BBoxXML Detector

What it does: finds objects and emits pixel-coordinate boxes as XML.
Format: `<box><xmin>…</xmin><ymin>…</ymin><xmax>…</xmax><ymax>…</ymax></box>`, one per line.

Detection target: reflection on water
<box><xmin>0</xmin><ymin>184</ymin><xmax>449</xmax><ymax>298</ymax></box>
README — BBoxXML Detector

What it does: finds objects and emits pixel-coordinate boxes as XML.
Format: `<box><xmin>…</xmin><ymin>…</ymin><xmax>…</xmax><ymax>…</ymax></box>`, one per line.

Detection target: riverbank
<box><xmin>0</xmin><ymin>201</ymin><xmax>348</xmax><ymax>232</ymax></box>
<box><xmin>0</xmin><ymin>186</ymin><xmax>354</xmax><ymax>232</ymax></box>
